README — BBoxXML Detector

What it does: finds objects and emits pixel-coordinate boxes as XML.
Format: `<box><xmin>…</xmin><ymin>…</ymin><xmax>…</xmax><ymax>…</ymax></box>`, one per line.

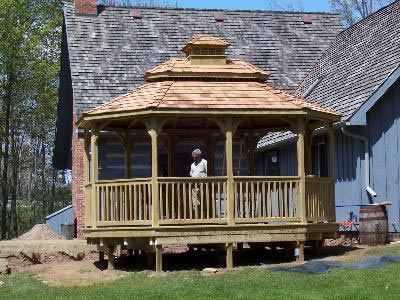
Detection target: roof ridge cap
<box><xmin>155</xmin><ymin>81</ymin><xmax>174</xmax><ymax>108</ymax></box>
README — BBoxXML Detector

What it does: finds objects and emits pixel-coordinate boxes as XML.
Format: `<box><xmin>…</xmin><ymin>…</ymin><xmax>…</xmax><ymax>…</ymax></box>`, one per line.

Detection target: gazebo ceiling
<box><xmin>78</xmin><ymin>35</ymin><xmax>340</xmax><ymax>127</ymax></box>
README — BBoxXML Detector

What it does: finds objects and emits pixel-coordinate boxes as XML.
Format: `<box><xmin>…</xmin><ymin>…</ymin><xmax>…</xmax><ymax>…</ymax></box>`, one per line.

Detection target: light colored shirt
<box><xmin>190</xmin><ymin>159</ymin><xmax>207</xmax><ymax>177</ymax></box>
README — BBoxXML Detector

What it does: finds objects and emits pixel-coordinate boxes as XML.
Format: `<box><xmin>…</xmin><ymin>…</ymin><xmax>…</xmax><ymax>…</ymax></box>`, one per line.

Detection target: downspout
<box><xmin>341</xmin><ymin>126</ymin><xmax>377</xmax><ymax>199</ymax></box>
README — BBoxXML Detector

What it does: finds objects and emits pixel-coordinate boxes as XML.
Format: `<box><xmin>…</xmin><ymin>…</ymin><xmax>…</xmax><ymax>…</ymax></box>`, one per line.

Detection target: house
<box><xmin>54</xmin><ymin>0</ymin><xmax>343</xmax><ymax>238</ymax></box>
<box><xmin>257</xmin><ymin>1</ymin><xmax>400</xmax><ymax>230</ymax></box>
<box><xmin>77</xmin><ymin>34</ymin><xmax>340</xmax><ymax>271</ymax></box>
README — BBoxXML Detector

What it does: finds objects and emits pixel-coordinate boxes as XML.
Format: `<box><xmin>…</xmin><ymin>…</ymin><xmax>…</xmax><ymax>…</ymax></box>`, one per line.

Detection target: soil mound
<box><xmin>16</xmin><ymin>224</ymin><xmax>64</xmax><ymax>240</ymax></box>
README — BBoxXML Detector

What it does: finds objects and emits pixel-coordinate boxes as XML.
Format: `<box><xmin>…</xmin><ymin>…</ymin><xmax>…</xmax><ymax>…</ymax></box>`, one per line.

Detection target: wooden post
<box><xmin>107</xmin><ymin>245</ymin><xmax>115</xmax><ymax>270</ymax></box>
<box><xmin>83</xmin><ymin>129</ymin><xmax>90</xmax><ymax>184</ymax></box>
<box><xmin>297</xmin><ymin>241</ymin><xmax>305</xmax><ymax>262</ymax></box>
<box><xmin>99</xmin><ymin>251</ymin><xmax>105</xmax><ymax>262</ymax></box>
<box><xmin>148</xmin><ymin>118</ymin><xmax>159</xmax><ymax>227</ymax></box>
<box><xmin>326</xmin><ymin>122</ymin><xmax>336</xmax><ymax>221</ymax></box>
<box><xmin>225</xmin><ymin>117</ymin><xmax>235</xmax><ymax>226</ymax></box>
<box><xmin>296</xmin><ymin>118</ymin><xmax>307</xmax><ymax>223</ymax></box>
<box><xmin>155</xmin><ymin>245</ymin><xmax>163</xmax><ymax>272</ymax></box>
<box><xmin>226</xmin><ymin>243</ymin><xmax>233</xmax><ymax>270</ymax></box>
<box><xmin>91</xmin><ymin>123</ymin><xmax>99</xmax><ymax>227</ymax></box>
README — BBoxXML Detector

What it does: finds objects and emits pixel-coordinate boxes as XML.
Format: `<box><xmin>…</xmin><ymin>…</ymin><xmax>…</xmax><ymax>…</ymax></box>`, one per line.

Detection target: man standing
<box><xmin>190</xmin><ymin>149</ymin><xmax>207</xmax><ymax>178</ymax></box>
<box><xmin>190</xmin><ymin>149</ymin><xmax>207</xmax><ymax>211</ymax></box>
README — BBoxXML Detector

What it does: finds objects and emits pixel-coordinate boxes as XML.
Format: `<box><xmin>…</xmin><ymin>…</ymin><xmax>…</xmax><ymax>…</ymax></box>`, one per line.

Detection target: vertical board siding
<box><xmin>368</xmin><ymin>81</ymin><xmax>400</xmax><ymax>230</ymax></box>
<box><xmin>45</xmin><ymin>205</ymin><xmax>74</xmax><ymax>235</ymax></box>
<box><xmin>279</xmin><ymin>143</ymin><xmax>297</xmax><ymax>176</ymax></box>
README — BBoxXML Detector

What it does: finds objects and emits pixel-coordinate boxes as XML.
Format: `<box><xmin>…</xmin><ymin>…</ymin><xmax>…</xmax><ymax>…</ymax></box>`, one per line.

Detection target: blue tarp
<box><xmin>270</xmin><ymin>255</ymin><xmax>400</xmax><ymax>274</ymax></box>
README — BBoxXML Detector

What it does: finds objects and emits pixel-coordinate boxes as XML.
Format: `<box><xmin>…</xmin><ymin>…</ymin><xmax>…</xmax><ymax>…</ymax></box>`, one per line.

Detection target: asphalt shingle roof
<box><xmin>258</xmin><ymin>1</ymin><xmax>400</xmax><ymax>149</ymax></box>
<box><xmin>295</xmin><ymin>0</ymin><xmax>400</xmax><ymax>121</ymax></box>
<box><xmin>62</xmin><ymin>2</ymin><xmax>343</xmax><ymax>117</ymax></box>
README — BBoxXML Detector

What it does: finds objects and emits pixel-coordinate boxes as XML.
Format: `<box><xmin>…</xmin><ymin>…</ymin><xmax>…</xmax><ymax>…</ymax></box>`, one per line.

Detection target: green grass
<box><xmin>1</xmin><ymin>248</ymin><xmax>400</xmax><ymax>300</ymax></box>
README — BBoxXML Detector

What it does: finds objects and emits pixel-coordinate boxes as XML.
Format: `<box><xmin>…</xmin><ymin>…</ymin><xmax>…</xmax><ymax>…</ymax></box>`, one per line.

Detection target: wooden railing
<box><xmin>158</xmin><ymin>177</ymin><xmax>228</xmax><ymax>224</ymax></box>
<box><xmin>305</xmin><ymin>176</ymin><xmax>335</xmax><ymax>222</ymax></box>
<box><xmin>84</xmin><ymin>175</ymin><xmax>335</xmax><ymax>228</ymax></box>
<box><xmin>95</xmin><ymin>178</ymin><xmax>152</xmax><ymax>226</ymax></box>
<box><xmin>234</xmin><ymin>176</ymin><xmax>300</xmax><ymax>223</ymax></box>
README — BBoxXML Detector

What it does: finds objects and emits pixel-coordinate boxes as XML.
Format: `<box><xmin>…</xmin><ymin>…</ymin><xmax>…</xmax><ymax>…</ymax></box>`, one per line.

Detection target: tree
<box><xmin>329</xmin><ymin>0</ymin><xmax>395</xmax><ymax>27</ymax></box>
<box><xmin>0</xmin><ymin>0</ymin><xmax>69</xmax><ymax>239</ymax></box>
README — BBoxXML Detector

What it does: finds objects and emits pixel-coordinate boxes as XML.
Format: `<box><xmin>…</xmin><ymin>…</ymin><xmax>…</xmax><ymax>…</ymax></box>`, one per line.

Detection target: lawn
<box><xmin>1</xmin><ymin>247</ymin><xmax>400</xmax><ymax>300</ymax></box>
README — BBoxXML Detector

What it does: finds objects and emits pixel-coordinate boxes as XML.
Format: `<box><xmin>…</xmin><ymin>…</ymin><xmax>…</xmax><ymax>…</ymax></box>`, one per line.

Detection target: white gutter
<box><xmin>341</xmin><ymin>126</ymin><xmax>377</xmax><ymax>199</ymax></box>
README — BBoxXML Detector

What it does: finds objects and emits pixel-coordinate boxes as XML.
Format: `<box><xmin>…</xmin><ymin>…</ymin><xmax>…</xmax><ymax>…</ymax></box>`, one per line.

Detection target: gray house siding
<box><xmin>367</xmin><ymin>80</ymin><xmax>400</xmax><ymax>231</ymax></box>
<box><xmin>269</xmin><ymin>81</ymin><xmax>400</xmax><ymax>230</ymax></box>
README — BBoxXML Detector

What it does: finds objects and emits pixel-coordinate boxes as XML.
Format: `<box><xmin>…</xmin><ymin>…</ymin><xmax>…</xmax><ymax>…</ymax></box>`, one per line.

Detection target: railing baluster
<box><xmin>189</xmin><ymin>183</ymin><xmax>193</xmax><ymax>220</ymax></box>
<box><xmin>165</xmin><ymin>183</ymin><xmax>169</xmax><ymax>220</ymax></box>
<box><xmin>183</xmin><ymin>182</ymin><xmax>187</xmax><ymax>220</ymax></box>
<box><xmin>200</xmin><ymin>182</ymin><xmax>204</xmax><ymax>220</ymax></box>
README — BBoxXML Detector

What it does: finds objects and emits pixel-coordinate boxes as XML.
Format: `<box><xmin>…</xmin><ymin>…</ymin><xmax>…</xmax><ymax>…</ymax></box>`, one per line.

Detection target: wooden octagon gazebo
<box><xmin>77</xmin><ymin>36</ymin><xmax>341</xmax><ymax>272</ymax></box>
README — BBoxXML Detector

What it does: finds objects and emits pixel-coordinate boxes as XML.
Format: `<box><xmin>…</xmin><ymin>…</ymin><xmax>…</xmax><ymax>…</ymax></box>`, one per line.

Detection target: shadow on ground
<box><xmin>93</xmin><ymin>244</ymin><xmax>360</xmax><ymax>272</ymax></box>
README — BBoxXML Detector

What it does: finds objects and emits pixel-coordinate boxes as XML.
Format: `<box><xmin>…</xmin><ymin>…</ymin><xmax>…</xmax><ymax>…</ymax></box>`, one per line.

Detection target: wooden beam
<box><xmin>146</xmin><ymin>118</ymin><xmax>160</xmax><ymax>227</ymax></box>
<box><xmin>226</xmin><ymin>243</ymin><xmax>233</xmax><ymax>270</ymax></box>
<box><xmin>304</xmin><ymin>127</ymin><xmax>313</xmax><ymax>175</ymax></box>
<box><xmin>326</xmin><ymin>122</ymin><xmax>336</xmax><ymax>221</ymax></box>
<box><xmin>91</xmin><ymin>123</ymin><xmax>99</xmax><ymax>228</ymax></box>
<box><xmin>107</xmin><ymin>245</ymin><xmax>115</xmax><ymax>270</ymax></box>
<box><xmin>296</xmin><ymin>118</ymin><xmax>306</xmax><ymax>223</ymax></box>
<box><xmin>225</xmin><ymin>117</ymin><xmax>235</xmax><ymax>226</ymax></box>
<box><xmin>155</xmin><ymin>245</ymin><xmax>163</xmax><ymax>272</ymax></box>
<box><xmin>83</xmin><ymin>129</ymin><xmax>90</xmax><ymax>184</ymax></box>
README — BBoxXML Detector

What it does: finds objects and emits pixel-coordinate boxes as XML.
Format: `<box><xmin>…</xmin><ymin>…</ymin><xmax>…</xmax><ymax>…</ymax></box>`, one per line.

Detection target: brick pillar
<box><xmin>72</xmin><ymin>111</ymin><xmax>86</xmax><ymax>239</ymax></box>
<box><xmin>74</xmin><ymin>0</ymin><xmax>97</xmax><ymax>15</ymax></box>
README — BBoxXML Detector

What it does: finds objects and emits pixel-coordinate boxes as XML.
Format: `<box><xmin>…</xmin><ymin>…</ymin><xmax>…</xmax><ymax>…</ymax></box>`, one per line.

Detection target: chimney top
<box><xmin>214</xmin><ymin>12</ymin><xmax>224</xmax><ymax>22</ymax></box>
<box><xmin>74</xmin><ymin>0</ymin><xmax>97</xmax><ymax>16</ymax></box>
<box><xmin>133</xmin><ymin>9</ymin><xmax>142</xmax><ymax>19</ymax></box>
<box><xmin>301</xmin><ymin>15</ymin><xmax>312</xmax><ymax>24</ymax></box>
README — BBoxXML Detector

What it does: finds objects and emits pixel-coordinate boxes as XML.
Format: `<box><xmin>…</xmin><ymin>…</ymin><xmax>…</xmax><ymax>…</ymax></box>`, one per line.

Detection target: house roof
<box><xmin>54</xmin><ymin>2</ymin><xmax>343</xmax><ymax>169</ymax></box>
<box><xmin>258</xmin><ymin>0</ymin><xmax>400</xmax><ymax>150</ymax></box>
<box><xmin>296</xmin><ymin>0</ymin><xmax>400</xmax><ymax>121</ymax></box>
<box><xmin>62</xmin><ymin>2</ymin><xmax>342</xmax><ymax>117</ymax></box>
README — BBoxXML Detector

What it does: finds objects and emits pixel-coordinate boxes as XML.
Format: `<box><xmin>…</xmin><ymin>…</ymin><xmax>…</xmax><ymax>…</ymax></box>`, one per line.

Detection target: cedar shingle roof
<box><xmin>82</xmin><ymin>81</ymin><xmax>340</xmax><ymax>117</ymax></box>
<box><xmin>144</xmin><ymin>58</ymin><xmax>270</xmax><ymax>82</ymax></box>
<box><xmin>181</xmin><ymin>35</ymin><xmax>230</xmax><ymax>53</ymax></box>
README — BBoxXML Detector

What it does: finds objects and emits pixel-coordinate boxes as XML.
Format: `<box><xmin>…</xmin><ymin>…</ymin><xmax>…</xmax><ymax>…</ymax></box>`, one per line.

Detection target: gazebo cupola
<box><xmin>144</xmin><ymin>35</ymin><xmax>271</xmax><ymax>82</ymax></box>
<box><xmin>181</xmin><ymin>35</ymin><xmax>230</xmax><ymax>65</ymax></box>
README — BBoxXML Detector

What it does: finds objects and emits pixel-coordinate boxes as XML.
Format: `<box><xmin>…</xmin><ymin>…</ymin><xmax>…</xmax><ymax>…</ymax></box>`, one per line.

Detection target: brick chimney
<box><xmin>74</xmin><ymin>0</ymin><xmax>97</xmax><ymax>16</ymax></box>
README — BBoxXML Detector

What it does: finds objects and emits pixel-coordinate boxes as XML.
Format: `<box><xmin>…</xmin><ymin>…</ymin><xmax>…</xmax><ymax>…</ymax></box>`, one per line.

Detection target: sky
<box><xmin>176</xmin><ymin>0</ymin><xmax>332</xmax><ymax>12</ymax></box>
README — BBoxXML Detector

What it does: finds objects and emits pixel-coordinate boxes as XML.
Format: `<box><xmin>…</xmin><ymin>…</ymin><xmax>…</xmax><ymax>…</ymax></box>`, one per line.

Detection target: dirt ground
<box><xmin>3</xmin><ymin>240</ymin><xmax>400</xmax><ymax>287</ymax></box>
